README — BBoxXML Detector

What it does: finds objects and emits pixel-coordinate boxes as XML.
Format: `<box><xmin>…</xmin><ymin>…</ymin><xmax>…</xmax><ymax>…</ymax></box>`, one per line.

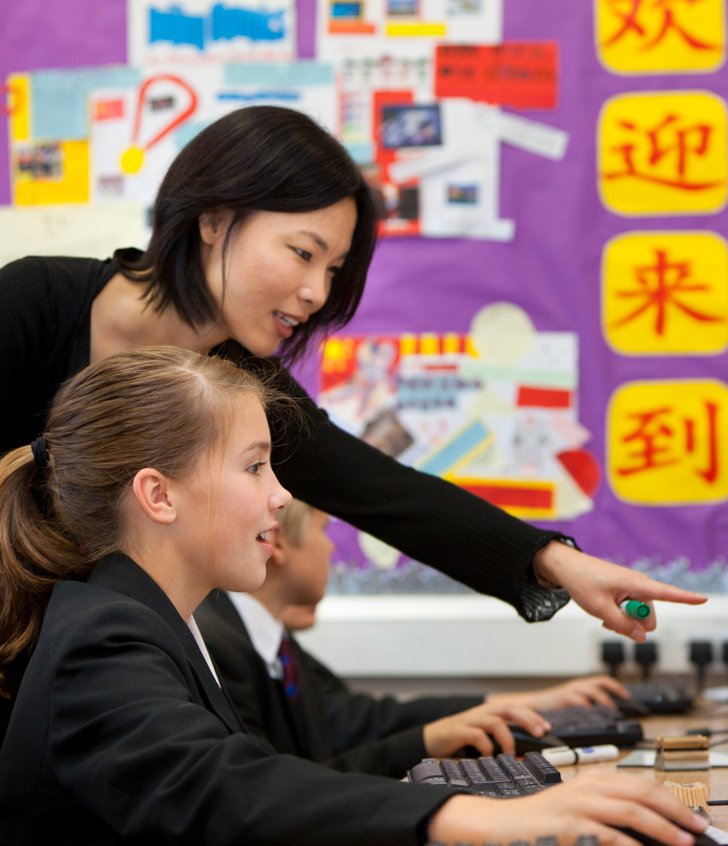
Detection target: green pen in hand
<box><xmin>619</xmin><ymin>599</ymin><xmax>651</xmax><ymax>619</ymax></box>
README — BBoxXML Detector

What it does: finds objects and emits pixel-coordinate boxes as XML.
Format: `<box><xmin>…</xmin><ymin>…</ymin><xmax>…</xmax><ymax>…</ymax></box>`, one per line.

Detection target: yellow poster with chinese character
<box><xmin>602</xmin><ymin>231</ymin><xmax>728</xmax><ymax>355</ymax></box>
<box><xmin>596</xmin><ymin>0</ymin><xmax>726</xmax><ymax>75</ymax></box>
<box><xmin>598</xmin><ymin>91</ymin><xmax>727</xmax><ymax>215</ymax></box>
<box><xmin>608</xmin><ymin>379</ymin><xmax>728</xmax><ymax>504</ymax></box>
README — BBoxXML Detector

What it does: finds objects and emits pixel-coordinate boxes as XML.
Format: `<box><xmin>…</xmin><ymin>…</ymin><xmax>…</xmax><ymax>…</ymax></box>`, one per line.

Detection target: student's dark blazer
<box><xmin>195</xmin><ymin>591</ymin><xmax>481</xmax><ymax>778</ymax></box>
<box><xmin>302</xmin><ymin>649</ymin><xmax>481</xmax><ymax>756</ymax></box>
<box><xmin>0</xmin><ymin>554</ymin><xmax>456</xmax><ymax>846</ymax></box>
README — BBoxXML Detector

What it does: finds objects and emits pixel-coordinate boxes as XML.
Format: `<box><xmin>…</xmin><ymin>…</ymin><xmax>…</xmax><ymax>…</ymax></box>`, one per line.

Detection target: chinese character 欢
<box><xmin>602</xmin><ymin>0</ymin><xmax>720</xmax><ymax>52</ymax></box>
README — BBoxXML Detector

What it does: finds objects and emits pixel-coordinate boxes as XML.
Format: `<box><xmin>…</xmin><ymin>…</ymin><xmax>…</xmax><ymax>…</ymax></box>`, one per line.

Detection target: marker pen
<box><xmin>541</xmin><ymin>744</ymin><xmax>620</xmax><ymax>766</ymax></box>
<box><xmin>619</xmin><ymin>599</ymin><xmax>651</xmax><ymax>620</ymax></box>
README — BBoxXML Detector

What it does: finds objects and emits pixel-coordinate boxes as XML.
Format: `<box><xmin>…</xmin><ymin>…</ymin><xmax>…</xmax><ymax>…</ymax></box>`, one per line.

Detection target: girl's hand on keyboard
<box><xmin>423</xmin><ymin>702</ymin><xmax>551</xmax><ymax>758</ymax></box>
<box><xmin>531</xmin><ymin>541</ymin><xmax>706</xmax><ymax>642</ymax></box>
<box><xmin>485</xmin><ymin>674</ymin><xmax>631</xmax><ymax>711</ymax></box>
<box><xmin>427</xmin><ymin>769</ymin><xmax>708</xmax><ymax>846</ymax></box>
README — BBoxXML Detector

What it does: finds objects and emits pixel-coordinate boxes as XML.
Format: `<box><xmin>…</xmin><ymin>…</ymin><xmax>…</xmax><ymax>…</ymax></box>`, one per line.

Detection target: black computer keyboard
<box><xmin>500</xmin><ymin>704</ymin><xmax>644</xmax><ymax>754</ymax></box>
<box><xmin>413</xmin><ymin>753</ymin><xmax>723</xmax><ymax>846</ymax></box>
<box><xmin>625</xmin><ymin>680</ymin><xmax>694</xmax><ymax>715</ymax></box>
<box><xmin>537</xmin><ymin>703</ymin><xmax>644</xmax><ymax>748</ymax></box>
<box><xmin>409</xmin><ymin>751</ymin><xmax>562</xmax><ymax>796</ymax></box>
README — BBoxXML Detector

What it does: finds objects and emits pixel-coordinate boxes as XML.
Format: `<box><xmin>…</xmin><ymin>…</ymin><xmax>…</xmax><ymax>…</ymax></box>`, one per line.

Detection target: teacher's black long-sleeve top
<box><xmin>0</xmin><ymin>252</ymin><xmax>568</xmax><ymax>620</ymax></box>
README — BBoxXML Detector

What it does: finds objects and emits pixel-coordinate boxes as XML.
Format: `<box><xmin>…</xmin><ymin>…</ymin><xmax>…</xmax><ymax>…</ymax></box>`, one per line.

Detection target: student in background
<box><xmin>0</xmin><ymin>347</ymin><xmax>708</xmax><ymax>846</ymax></box>
<box><xmin>196</xmin><ymin>499</ymin><xmax>635</xmax><ymax>778</ymax></box>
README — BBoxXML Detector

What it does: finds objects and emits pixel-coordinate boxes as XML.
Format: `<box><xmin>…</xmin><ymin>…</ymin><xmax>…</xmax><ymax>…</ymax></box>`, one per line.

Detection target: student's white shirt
<box><xmin>227</xmin><ymin>592</ymin><xmax>285</xmax><ymax>680</ymax></box>
<box><xmin>188</xmin><ymin>614</ymin><xmax>221</xmax><ymax>686</ymax></box>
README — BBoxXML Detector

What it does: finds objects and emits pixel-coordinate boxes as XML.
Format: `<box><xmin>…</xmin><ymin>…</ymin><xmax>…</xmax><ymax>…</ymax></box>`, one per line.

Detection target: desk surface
<box><xmin>557</xmin><ymin>705</ymin><xmax>728</xmax><ymax>833</ymax></box>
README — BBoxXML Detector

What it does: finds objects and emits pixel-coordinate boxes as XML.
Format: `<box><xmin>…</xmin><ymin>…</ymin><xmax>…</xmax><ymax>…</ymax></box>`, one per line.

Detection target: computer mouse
<box><xmin>620</xmin><ymin>827</ymin><xmax>722</xmax><ymax>846</ymax></box>
<box><xmin>458</xmin><ymin>728</ymin><xmax>566</xmax><ymax>758</ymax></box>
<box><xmin>509</xmin><ymin>727</ymin><xmax>568</xmax><ymax>755</ymax></box>
<box><xmin>616</xmin><ymin>697</ymin><xmax>652</xmax><ymax>718</ymax></box>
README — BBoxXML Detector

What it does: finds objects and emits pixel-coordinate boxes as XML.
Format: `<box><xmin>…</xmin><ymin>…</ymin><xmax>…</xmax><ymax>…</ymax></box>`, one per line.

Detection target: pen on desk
<box><xmin>541</xmin><ymin>744</ymin><xmax>620</xmax><ymax>766</ymax></box>
<box><xmin>619</xmin><ymin>599</ymin><xmax>651</xmax><ymax>620</ymax></box>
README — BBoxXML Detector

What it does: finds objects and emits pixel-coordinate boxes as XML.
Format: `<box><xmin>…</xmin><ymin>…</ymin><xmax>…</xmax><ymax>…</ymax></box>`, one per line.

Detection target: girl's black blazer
<box><xmin>0</xmin><ymin>553</ymin><xmax>455</xmax><ymax>846</ymax></box>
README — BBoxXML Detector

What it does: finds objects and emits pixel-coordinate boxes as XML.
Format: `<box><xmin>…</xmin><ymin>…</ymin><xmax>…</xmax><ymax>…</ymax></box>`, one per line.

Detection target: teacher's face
<box><xmin>199</xmin><ymin>198</ymin><xmax>357</xmax><ymax>357</ymax></box>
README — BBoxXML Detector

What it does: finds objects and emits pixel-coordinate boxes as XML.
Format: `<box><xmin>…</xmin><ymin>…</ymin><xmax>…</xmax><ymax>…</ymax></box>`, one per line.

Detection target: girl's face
<box><xmin>200</xmin><ymin>198</ymin><xmax>357</xmax><ymax>357</ymax></box>
<box><xmin>173</xmin><ymin>394</ymin><xmax>292</xmax><ymax>599</ymax></box>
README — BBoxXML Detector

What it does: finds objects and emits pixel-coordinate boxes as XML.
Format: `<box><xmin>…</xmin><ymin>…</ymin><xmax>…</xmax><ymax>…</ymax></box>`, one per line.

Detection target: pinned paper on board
<box><xmin>607</xmin><ymin>379</ymin><xmax>728</xmax><ymax>506</ymax></box>
<box><xmin>338</xmin><ymin>54</ymin><xmax>433</xmax><ymax>166</ymax></box>
<box><xmin>435</xmin><ymin>42</ymin><xmax>559</xmax><ymax>109</ymax></box>
<box><xmin>601</xmin><ymin>231</ymin><xmax>728</xmax><ymax>356</ymax></box>
<box><xmin>595</xmin><ymin>0</ymin><xmax>726</xmax><ymax>75</ymax></box>
<box><xmin>330</xmin><ymin>44</ymin><xmax>567</xmax><ymax>239</ymax></box>
<box><xmin>128</xmin><ymin>0</ymin><xmax>297</xmax><ymax>64</ymax></box>
<box><xmin>319</xmin><ymin>302</ymin><xmax>599</xmax><ymax>523</ymax></box>
<box><xmin>8</xmin><ymin>61</ymin><xmax>336</xmax><ymax>230</ymax></box>
<box><xmin>0</xmin><ymin>201</ymin><xmax>147</xmax><ymax>267</ymax></box>
<box><xmin>380</xmin><ymin>98</ymin><xmax>569</xmax><ymax>239</ymax></box>
<box><xmin>317</xmin><ymin>0</ymin><xmax>503</xmax><ymax>61</ymax></box>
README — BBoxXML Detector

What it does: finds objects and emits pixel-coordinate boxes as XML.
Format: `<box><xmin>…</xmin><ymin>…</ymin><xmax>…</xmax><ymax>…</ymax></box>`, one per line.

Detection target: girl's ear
<box><xmin>131</xmin><ymin>468</ymin><xmax>177</xmax><ymax>525</ymax></box>
<box><xmin>269</xmin><ymin>529</ymin><xmax>288</xmax><ymax>567</ymax></box>
<box><xmin>198</xmin><ymin>210</ymin><xmax>227</xmax><ymax>246</ymax></box>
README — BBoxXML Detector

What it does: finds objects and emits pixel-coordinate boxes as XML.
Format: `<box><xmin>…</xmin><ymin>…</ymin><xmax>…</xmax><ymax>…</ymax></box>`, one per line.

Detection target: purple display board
<box><xmin>2</xmin><ymin>1</ymin><xmax>727</xmax><ymax>594</ymax></box>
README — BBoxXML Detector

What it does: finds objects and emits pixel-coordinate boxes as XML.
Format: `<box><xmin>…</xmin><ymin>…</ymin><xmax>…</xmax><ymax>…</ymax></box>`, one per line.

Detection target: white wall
<box><xmin>297</xmin><ymin>594</ymin><xmax>728</xmax><ymax>679</ymax></box>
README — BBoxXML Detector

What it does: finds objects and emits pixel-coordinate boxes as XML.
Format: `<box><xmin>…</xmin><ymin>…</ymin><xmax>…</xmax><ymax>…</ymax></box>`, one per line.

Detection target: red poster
<box><xmin>435</xmin><ymin>42</ymin><xmax>559</xmax><ymax>109</ymax></box>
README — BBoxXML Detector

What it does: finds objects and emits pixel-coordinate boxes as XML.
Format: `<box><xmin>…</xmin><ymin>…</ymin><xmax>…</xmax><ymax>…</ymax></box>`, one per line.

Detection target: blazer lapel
<box><xmin>182</xmin><ymin>631</ymin><xmax>244</xmax><ymax>735</ymax></box>
<box><xmin>89</xmin><ymin>554</ymin><xmax>243</xmax><ymax>734</ymax></box>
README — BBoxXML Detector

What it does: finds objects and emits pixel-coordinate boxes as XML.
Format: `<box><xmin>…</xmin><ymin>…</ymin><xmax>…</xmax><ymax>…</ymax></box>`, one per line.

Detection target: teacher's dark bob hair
<box><xmin>121</xmin><ymin>105</ymin><xmax>378</xmax><ymax>362</ymax></box>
